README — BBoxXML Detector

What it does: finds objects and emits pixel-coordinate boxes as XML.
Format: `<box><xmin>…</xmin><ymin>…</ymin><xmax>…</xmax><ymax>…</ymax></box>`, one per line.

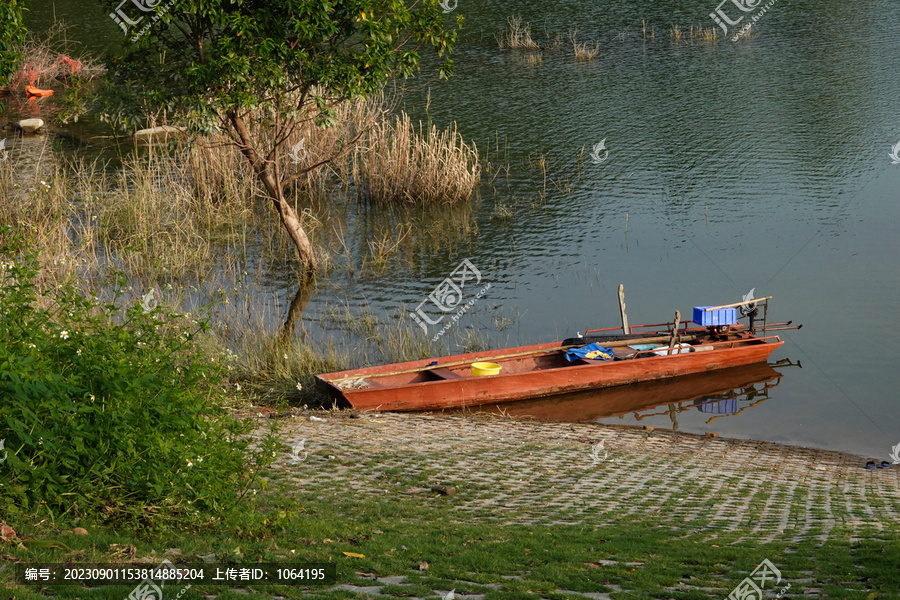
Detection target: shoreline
<box><xmin>266</xmin><ymin>410</ymin><xmax>900</xmax><ymax>543</ymax></box>
<box><xmin>256</xmin><ymin>406</ymin><xmax>888</xmax><ymax>467</ymax></box>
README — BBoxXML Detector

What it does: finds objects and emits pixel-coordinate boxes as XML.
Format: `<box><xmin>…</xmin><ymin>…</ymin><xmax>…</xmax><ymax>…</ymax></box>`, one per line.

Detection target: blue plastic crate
<box><xmin>696</xmin><ymin>397</ymin><xmax>738</xmax><ymax>414</ymax></box>
<box><xmin>693</xmin><ymin>306</ymin><xmax>738</xmax><ymax>327</ymax></box>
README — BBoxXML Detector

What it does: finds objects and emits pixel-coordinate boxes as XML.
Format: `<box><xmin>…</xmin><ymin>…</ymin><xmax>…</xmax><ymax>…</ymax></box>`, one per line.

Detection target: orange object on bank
<box><xmin>25</xmin><ymin>85</ymin><xmax>54</xmax><ymax>98</ymax></box>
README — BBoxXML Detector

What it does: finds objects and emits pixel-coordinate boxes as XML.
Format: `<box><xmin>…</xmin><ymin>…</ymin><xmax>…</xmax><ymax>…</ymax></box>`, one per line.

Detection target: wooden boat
<box><xmin>317</xmin><ymin>297</ymin><xmax>798</xmax><ymax>412</ymax></box>
<box><xmin>469</xmin><ymin>361</ymin><xmax>787</xmax><ymax>423</ymax></box>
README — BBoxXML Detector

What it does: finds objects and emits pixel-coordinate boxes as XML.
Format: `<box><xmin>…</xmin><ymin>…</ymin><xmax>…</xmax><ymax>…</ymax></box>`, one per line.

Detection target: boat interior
<box><xmin>328</xmin><ymin>324</ymin><xmax>780</xmax><ymax>392</ymax></box>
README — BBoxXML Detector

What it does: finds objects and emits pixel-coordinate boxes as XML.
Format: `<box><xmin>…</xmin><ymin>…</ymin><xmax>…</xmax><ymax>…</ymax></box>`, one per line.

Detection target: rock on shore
<box><xmin>17</xmin><ymin>119</ymin><xmax>44</xmax><ymax>134</ymax></box>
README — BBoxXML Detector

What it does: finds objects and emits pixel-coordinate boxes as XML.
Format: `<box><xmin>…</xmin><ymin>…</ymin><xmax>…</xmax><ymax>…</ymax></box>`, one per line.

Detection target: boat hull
<box><xmin>476</xmin><ymin>361</ymin><xmax>783</xmax><ymax>422</ymax></box>
<box><xmin>317</xmin><ymin>335</ymin><xmax>784</xmax><ymax>412</ymax></box>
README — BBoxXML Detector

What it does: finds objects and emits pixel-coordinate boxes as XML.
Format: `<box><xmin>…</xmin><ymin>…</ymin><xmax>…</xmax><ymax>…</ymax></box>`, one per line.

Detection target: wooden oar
<box><xmin>761</xmin><ymin>324</ymin><xmax>802</xmax><ymax>332</ymax></box>
<box><xmin>326</xmin><ymin>346</ymin><xmax>576</xmax><ymax>383</ymax></box>
<box><xmin>761</xmin><ymin>320</ymin><xmax>792</xmax><ymax>328</ymax></box>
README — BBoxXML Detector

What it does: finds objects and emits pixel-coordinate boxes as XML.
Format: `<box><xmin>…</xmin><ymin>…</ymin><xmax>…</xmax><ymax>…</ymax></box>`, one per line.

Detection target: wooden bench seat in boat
<box><xmin>425</xmin><ymin>368</ymin><xmax>464</xmax><ymax>380</ymax></box>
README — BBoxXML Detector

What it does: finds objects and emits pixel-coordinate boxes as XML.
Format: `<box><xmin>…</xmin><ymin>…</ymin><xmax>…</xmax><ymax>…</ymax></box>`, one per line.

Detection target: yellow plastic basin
<box><xmin>471</xmin><ymin>362</ymin><xmax>502</xmax><ymax>376</ymax></box>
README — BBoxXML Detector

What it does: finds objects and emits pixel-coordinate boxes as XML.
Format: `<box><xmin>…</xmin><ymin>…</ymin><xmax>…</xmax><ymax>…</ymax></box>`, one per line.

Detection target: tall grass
<box><xmin>0</xmin><ymin>81</ymin><xmax>488</xmax><ymax>412</ymax></box>
<box><xmin>0</xmin><ymin>152</ymin><xmax>253</xmax><ymax>287</ymax></box>
<box><xmin>352</xmin><ymin>112</ymin><xmax>481</xmax><ymax>204</ymax></box>
<box><xmin>188</xmin><ymin>92</ymin><xmax>480</xmax><ymax>207</ymax></box>
<box><xmin>570</xmin><ymin>30</ymin><xmax>600</xmax><ymax>60</ymax></box>
<box><xmin>497</xmin><ymin>16</ymin><xmax>541</xmax><ymax>50</ymax></box>
<box><xmin>669</xmin><ymin>24</ymin><xmax>718</xmax><ymax>43</ymax></box>
<box><xmin>1</xmin><ymin>106</ymin><xmax>481</xmax><ymax>288</ymax></box>
<box><xmin>192</xmin><ymin>93</ymin><xmax>390</xmax><ymax>206</ymax></box>
<box><xmin>689</xmin><ymin>24</ymin><xmax>719</xmax><ymax>41</ymax></box>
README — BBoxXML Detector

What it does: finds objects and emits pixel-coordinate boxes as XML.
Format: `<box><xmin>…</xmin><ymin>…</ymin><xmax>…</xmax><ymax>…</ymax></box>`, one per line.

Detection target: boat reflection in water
<box><xmin>467</xmin><ymin>358</ymin><xmax>800</xmax><ymax>429</ymax></box>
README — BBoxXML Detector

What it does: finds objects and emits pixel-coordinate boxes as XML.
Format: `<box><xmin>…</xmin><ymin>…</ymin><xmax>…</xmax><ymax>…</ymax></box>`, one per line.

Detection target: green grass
<box><xmin>4</xmin><ymin>472</ymin><xmax>900</xmax><ymax>600</ymax></box>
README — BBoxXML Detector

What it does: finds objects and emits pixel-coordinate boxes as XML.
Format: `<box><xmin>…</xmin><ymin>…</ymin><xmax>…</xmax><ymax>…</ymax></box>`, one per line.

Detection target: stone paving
<box><xmin>270</xmin><ymin>411</ymin><xmax>900</xmax><ymax>545</ymax></box>
<box><xmin>252</xmin><ymin>411</ymin><xmax>900</xmax><ymax>598</ymax></box>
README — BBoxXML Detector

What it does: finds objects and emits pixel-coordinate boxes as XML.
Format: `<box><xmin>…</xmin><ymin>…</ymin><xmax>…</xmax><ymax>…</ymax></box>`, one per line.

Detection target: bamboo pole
<box><xmin>704</xmin><ymin>296</ymin><xmax>773</xmax><ymax>311</ymax></box>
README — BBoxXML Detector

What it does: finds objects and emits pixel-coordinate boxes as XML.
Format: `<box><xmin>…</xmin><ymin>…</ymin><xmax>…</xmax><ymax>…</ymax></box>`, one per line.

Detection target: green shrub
<box><xmin>0</xmin><ymin>1</ymin><xmax>27</xmax><ymax>89</ymax></box>
<box><xmin>0</xmin><ymin>228</ymin><xmax>276</xmax><ymax>525</ymax></box>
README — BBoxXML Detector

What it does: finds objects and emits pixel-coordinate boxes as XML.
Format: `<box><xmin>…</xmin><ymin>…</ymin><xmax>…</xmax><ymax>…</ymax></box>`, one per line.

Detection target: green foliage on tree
<box><xmin>0</xmin><ymin>0</ymin><xmax>28</xmax><ymax>88</ymax></box>
<box><xmin>97</xmin><ymin>0</ymin><xmax>461</xmax><ymax>273</ymax></box>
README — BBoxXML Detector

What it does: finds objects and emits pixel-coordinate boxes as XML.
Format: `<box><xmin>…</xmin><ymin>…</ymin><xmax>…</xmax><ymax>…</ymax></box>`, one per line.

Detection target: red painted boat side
<box><xmin>317</xmin><ymin>336</ymin><xmax>784</xmax><ymax>412</ymax></box>
<box><xmin>484</xmin><ymin>362</ymin><xmax>783</xmax><ymax>422</ymax></box>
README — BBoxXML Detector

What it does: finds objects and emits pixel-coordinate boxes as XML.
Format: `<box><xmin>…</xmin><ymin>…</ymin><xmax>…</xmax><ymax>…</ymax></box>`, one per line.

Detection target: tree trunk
<box><xmin>259</xmin><ymin>169</ymin><xmax>318</xmax><ymax>274</ymax></box>
<box><xmin>279</xmin><ymin>284</ymin><xmax>313</xmax><ymax>343</ymax></box>
<box><xmin>227</xmin><ymin>110</ymin><xmax>318</xmax><ymax>274</ymax></box>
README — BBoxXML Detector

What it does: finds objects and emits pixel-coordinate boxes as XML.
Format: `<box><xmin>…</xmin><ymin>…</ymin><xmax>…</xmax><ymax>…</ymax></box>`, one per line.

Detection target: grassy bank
<box><xmin>4</xmin><ymin>410</ymin><xmax>900</xmax><ymax>600</ymax></box>
<box><xmin>7</xmin><ymin>503</ymin><xmax>897</xmax><ymax>600</ymax></box>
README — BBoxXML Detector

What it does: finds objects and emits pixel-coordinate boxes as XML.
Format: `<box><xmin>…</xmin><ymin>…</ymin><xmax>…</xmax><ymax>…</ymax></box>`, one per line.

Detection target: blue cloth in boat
<box><xmin>565</xmin><ymin>343</ymin><xmax>615</xmax><ymax>362</ymax></box>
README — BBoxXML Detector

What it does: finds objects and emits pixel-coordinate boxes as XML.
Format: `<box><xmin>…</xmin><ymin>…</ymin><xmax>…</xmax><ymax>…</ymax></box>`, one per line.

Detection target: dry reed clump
<box><xmin>352</xmin><ymin>112</ymin><xmax>481</xmax><ymax>204</ymax></box>
<box><xmin>570</xmin><ymin>30</ymin><xmax>599</xmax><ymax>60</ymax></box>
<box><xmin>188</xmin><ymin>142</ymin><xmax>254</xmax><ymax>204</ymax></box>
<box><xmin>187</xmin><ymin>93</ymin><xmax>386</xmax><ymax>209</ymax></box>
<box><xmin>193</xmin><ymin>93</ymin><xmax>386</xmax><ymax>200</ymax></box>
<box><xmin>279</xmin><ymin>93</ymin><xmax>389</xmax><ymax>195</ymax></box>
<box><xmin>0</xmin><ymin>159</ymin><xmax>81</xmax><ymax>290</ymax></box>
<box><xmin>689</xmin><ymin>24</ymin><xmax>719</xmax><ymax>41</ymax></box>
<box><xmin>0</xmin><ymin>146</ymin><xmax>257</xmax><ymax>291</ymax></box>
<box><xmin>498</xmin><ymin>16</ymin><xmax>541</xmax><ymax>50</ymax></box>
<box><xmin>2</xmin><ymin>86</ymin><xmax>481</xmax><ymax>300</ymax></box>
<box><xmin>573</xmin><ymin>42</ymin><xmax>600</xmax><ymax>60</ymax></box>
<box><xmin>184</xmin><ymin>90</ymin><xmax>479</xmax><ymax>208</ymax></box>
<box><xmin>187</xmin><ymin>92</ymin><xmax>389</xmax><ymax>267</ymax></box>
<box><xmin>667</xmin><ymin>24</ymin><xmax>718</xmax><ymax>43</ymax></box>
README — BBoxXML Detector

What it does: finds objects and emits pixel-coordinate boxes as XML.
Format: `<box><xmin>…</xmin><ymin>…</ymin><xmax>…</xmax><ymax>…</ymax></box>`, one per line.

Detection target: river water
<box><xmin>11</xmin><ymin>0</ymin><xmax>900</xmax><ymax>459</ymax></box>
